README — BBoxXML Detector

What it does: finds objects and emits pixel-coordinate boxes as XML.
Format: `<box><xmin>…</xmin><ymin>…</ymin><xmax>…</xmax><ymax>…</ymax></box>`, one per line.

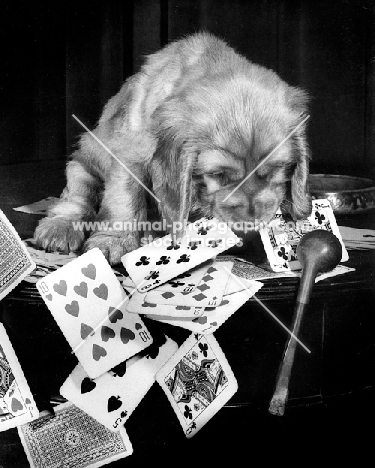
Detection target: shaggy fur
<box><xmin>34</xmin><ymin>32</ymin><xmax>311</xmax><ymax>264</ymax></box>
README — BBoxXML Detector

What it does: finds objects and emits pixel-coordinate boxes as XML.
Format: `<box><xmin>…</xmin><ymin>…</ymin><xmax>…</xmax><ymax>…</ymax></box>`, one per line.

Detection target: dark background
<box><xmin>1</xmin><ymin>0</ymin><xmax>375</xmax><ymax>180</ymax></box>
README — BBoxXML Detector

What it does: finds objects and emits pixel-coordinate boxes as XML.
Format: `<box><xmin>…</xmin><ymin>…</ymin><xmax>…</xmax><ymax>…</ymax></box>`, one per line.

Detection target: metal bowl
<box><xmin>309</xmin><ymin>174</ymin><xmax>375</xmax><ymax>215</ymax></box>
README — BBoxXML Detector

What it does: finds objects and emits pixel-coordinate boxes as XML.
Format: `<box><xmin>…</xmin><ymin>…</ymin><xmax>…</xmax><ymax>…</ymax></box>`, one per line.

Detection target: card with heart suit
<box><xmin>147</xmin><ymin>278</ymin><xmax>263</xmax><ymax>334</ymax></box>
<box><xmin>36</xmin><ymin>248</ymin><xmax>153</xmax><ymax>379</ymax></box>
<box><xmin>0</xmin><ymin>324</ymin><xmax>39</xmax><ymax>431</ymax></box>
<box><xmin>60</xmin><ymin>336</ymin><xmax>178</xmax><ymax>431</ymax></box>
<box><xmin>259</xmin><ymin>199</ymin><xmax>349</xmax><ymax>272</ymax></box>
<box><xmin>122</xmin><ymin>217</ymin><xmax>240</xmax><ymax>292</ymax></box>
<box><xmin>0</xmin><ymin>209</ymin><xmax>36</xmax><ymax>301</ymax></box>
<box><xmin>18</xmin><ymin>402</ymin><xmax>133</xmax><ymax>468</ymax></box>
<box><xmin>156</xmin><ymin>333</ymin><xmax>238</xmax><ymax>438</ymax></box>
<box><xmin>145</xmin><ymin>261</ymin><xmax>233</xmax><ymax>307</ymax></box>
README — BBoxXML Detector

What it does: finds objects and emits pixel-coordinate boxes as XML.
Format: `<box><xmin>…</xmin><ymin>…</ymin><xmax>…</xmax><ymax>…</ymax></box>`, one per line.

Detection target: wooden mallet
<box><xmin>268</xmin><ymin>229</ymin><xmax>342</xmax><ymax>416</ymax></box>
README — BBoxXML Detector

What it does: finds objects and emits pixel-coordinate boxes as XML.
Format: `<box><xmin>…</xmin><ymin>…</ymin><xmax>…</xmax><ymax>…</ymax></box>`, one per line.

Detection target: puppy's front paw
<box><xmin>34</xmin><ymin>217</ymin><xmax>86</xmax><ymax>253</ymax></box>
<box><xmin>82</xmin><ymin>232</ymin><xmax>139</xmax><ymax>265</ymax></box>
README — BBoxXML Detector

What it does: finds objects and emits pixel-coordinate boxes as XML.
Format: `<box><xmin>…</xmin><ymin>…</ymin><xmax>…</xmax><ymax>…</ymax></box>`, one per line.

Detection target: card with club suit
<box><xmin>122</xmin><ymin>217</ymin><xmax>240</xmax><ymax>292</ymax></box>
<box><xmin>156</xmin><ymin>333</ymin><xmax>238</xmax><ymax>438</ymax></box>
<box><xmin>259</xmin><ymin>199</ymin><xmax>348</xmax><ymax>272</ymax></box>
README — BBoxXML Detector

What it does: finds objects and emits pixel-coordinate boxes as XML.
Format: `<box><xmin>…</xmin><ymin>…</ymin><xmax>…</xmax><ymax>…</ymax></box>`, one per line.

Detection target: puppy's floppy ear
<box><xmin>284</xmin><ymin>121</ymin><xmax>312</xmax><ymax>219</ymax></box>
<box><xmin>284</xmin><ymin>87</ymin><xmax>312</xmax><ymax>219</ymax></box>
<box><xmin>149</xmin><ymin>133</ymin><xmax>197</xmax><ymax>234</ymax></box>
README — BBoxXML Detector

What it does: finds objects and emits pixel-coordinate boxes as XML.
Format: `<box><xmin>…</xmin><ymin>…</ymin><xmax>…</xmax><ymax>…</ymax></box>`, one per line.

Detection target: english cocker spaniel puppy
<box><xmin>34</xmin><ymin>32</ymin><xmax>311</xmax><ymax>265</ymax></box>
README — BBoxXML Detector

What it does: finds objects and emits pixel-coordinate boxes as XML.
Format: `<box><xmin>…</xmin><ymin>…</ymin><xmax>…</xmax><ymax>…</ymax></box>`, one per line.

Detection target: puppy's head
<box><xmin>150</xmin><ymin>69</ymin><xmax>311</xmax><ymax>236</ymax></box>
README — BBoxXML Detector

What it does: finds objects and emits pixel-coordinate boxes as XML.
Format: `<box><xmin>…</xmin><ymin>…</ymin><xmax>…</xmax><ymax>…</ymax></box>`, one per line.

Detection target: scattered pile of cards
<box><xmin>3</xmin><ymin>216</ymin><xmax>259</xmax><ymax>465</ymax></box>
<box><xmin>121</xmin><ymin>217</ymin><xmax>263</xmax><ymax>334</ymax></box>
<box><xmin>0</xmin><ymin>202</ymin><xmax>358</xmax><ymax>466</ymax></box>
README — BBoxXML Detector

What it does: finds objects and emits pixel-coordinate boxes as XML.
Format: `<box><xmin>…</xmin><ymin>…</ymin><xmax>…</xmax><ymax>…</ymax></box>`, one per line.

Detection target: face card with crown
<box><xmin>156</xmin><ymin>333</ymin><xmax>238</xmax><ymax>438</ymax></box>
<box><xmin>0</xmin><ymin>324</ymin><xmax>39</xmax><ymax>431</ymax></box>
<box><xmin>36</xmin><ymin>248</ymin><xmax>153</xmax><ymax>379</ymax></box>
<box><xmin>259</xmin><ymin>199</ymin><xmax>348</xmax><ymax>272</ymax></box>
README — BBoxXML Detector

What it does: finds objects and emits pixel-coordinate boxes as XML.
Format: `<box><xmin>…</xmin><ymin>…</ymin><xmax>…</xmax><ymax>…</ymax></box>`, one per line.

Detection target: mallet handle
<box><xmin>268</xmin><ymin>262</ymin><xmax>316</xmax><ymax>416</ymax></box>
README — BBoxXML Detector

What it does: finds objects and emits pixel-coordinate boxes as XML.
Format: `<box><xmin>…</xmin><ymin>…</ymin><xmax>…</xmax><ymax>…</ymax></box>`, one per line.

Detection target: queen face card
<box><xmin>0</xmin><ymin>209</ymin><xmax>36</xmax><ymax>301</ymax></box>
<box><xmin>36</xmin><ymin>248</ymin><xmax>153</xmax><ymax>379</ymax></box>
<box><xmin>122</xmin><ymin>217</ymin><xmax>240</xmax><ymax>292</ymax></box>
<box><xmin>18</xmin><ymin>402</ymin><xmax>133</xmax><ymax>468</ymax></box>
<box><xmin>0</xmin><ymin>324</ymin><xmax>38</xmax><ymax>431</ymax></box>
<box><xmin>259</xmin><ymin>199</ymin><xmax>349</xmax><ymax>272</ymax></box>
<box><xmin>156</xmin><ymin>333</ymin><xmax>238</xmax><ymax>438</ymax></box>
<box><xmin>60</xmin><ymin>336</ymin><xmax>178</xmax><ymax>431</ymax></box>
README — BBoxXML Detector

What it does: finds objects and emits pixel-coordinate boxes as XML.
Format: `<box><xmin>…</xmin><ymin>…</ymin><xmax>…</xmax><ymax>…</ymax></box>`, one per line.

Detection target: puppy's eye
<box><xmin>208</xmin><ymin>172</ymin><xmax>228</xmax><ymax>183</ymax></box>
<box><xmin>256</xmin><ymin>172</ymin><xmax>268</xmax><ymax>181</ymax></box>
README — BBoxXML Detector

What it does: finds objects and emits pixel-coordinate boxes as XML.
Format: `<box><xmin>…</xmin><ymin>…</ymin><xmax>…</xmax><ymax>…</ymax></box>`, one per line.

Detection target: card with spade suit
<box><xmin>122</xmin><ymin>217</ymin><xmax>240</xmax><ymax>292</ymax></box>
<box><xmin>156</xmin><ymin>333</ymin><xmax>238</xmax><ymax>438</ymax></box>
<box><xmin>0</xmin><ymin>324</ymin><xmax>39</xmax><ymax>431</ymax></box>
<box><xmin>60</xmin><ymin>336</ymin><xmax>178</xmax><ymax>431</ymax></box>
<box><xmin>259</xmin><ymin>199</ymin><xmax>349</xmax><ymax>272</ymax></box>
<box><xmin>36</xmin><ymin>248</ymin><xmax>153</xmax><ymax>379</ymax></box>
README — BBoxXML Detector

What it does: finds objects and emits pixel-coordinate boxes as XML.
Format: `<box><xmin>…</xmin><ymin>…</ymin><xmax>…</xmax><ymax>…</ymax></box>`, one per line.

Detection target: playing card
<box><xmin>126</xmin><ymin>288</ymin><xmax>206</xmax><ymax>318</ymax></box>
<box><xmin>0</xmin><ymin>209</ymin><xmax>36</xmax><ymax>301</ymax></box>
<box><xmin>60</xmin><ymin>336</ymin><xmax>178</xmax><ymax>431</ymax></box>
<box><xmin>36</xmin><ymin>248</ymin><xmax>153</xmax><ymax>379</ymax></box>
<box><xmin>18</xmin><ymin>402</ymin><xmax>133</xmax><ymax>468</ymax></box>
<box><xmin>147</xmin><ymin>280</ymin><xmax>263</xmax><ymax>334</ymax></box>
<box><xmin>156</xmin><ymin>333</ymin><xmax>238</xmax><ymax>437</ymax></box>
<box><xmin>122</xmin><ymin>217</ymin><xmax>240</xmax><ymax>292</ymax></box>
<box><xmin>24</xmin><ymin>237</ymin><xmax>77</xmax><ymax>267</ymax></box>
<box><xmin>0</xmin><ymin>324</ymin><xmax>38</xmax><ymax>431</ymax></box>
<box><xmin>151</xmin><ymin>259</ymin><xmax>214</xmax><ymax>294</ymax></box>
<box><xmin>13</xmin><ymin>197</ymin><xmax>59</xmax><ymax>215</ymax></box>
<box><xmin>259</xmin><ymin>199</ymin><xmax>349</xmax><ymax>272</ymax></box>
<box><xmin>120</xmin><ymin>260</ymin><xmax>213</xmax><ymax>294</ymax></box>
<box><xmin>145</xmin><ymin>261</ymin><xmax>233</xmax><ymax>307</ymax></box>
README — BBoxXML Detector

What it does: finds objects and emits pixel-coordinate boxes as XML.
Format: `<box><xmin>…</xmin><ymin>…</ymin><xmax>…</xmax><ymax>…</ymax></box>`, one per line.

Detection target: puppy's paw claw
<box><xmin>34</xmin><ymin>217</ymin><xmax>86</xmax><ymax>254</ymax></box>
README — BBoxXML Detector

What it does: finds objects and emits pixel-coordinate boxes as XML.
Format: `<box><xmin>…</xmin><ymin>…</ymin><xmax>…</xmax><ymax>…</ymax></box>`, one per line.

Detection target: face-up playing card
<box><xmin>13</xmin><ymin>196</ymin><xmax>59</xmax><ymax>215</ymax></box>
<box><xmin>145</xmin><ymin>261</ymin><xmax>233</xmax><ymax>307</ymax></box>
<box><xmin>126</xmin><ymin>288</ymin><xmax>205</xmax><ymax>318</ymax></box>
<box><xmin>259</xmin><ymin>199</ymin><xmax>349</xmax><ymax>272</ymax></box>
<box><xmin>18</xmin><ymin>402</ymin><xmax>133</xmax><ymax>468</ymax></box>
<box><xmin>0</xmin><ymin>209</ymin><xmax>36</xmax><ymax>301</ymax></box>
<box><xmin>60</xmin><ymin>336</ymin><xmax>178</xmax><ymax>431</ymax></box>
<box><xmin>156</xmin><ymin>333</ymin><xmax>238</xmax><ymax>437</ymax></box>
<box><xmin>120</xmin><ymin>260</ymin><xmax>214</xmax><ymax>294</ymax></box>
<box><xmin>36</xmin><ymin>248</ymin><xmax>153</xmax><ymax>379</ymax></box>
<box><xmin>122</xmin><ymin>217</ymin><xmax>240</xmax><ymax>292</ymax></box>
<box><xmin>147</xmin><ymin>280</ymin><xmax>263</xmax><ymax>334</ymax></box>
<box><xmin>0</xmin><ymin>324</ymin><xmax>38</xmax><ymax>431</ymax></box>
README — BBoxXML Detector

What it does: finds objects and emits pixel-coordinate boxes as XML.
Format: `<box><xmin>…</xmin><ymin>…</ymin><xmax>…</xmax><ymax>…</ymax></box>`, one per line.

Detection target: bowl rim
<box><xmin>309</xmin><ymin>174</ymin><xmax>375</xmax><ymax>194</ymax></box>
